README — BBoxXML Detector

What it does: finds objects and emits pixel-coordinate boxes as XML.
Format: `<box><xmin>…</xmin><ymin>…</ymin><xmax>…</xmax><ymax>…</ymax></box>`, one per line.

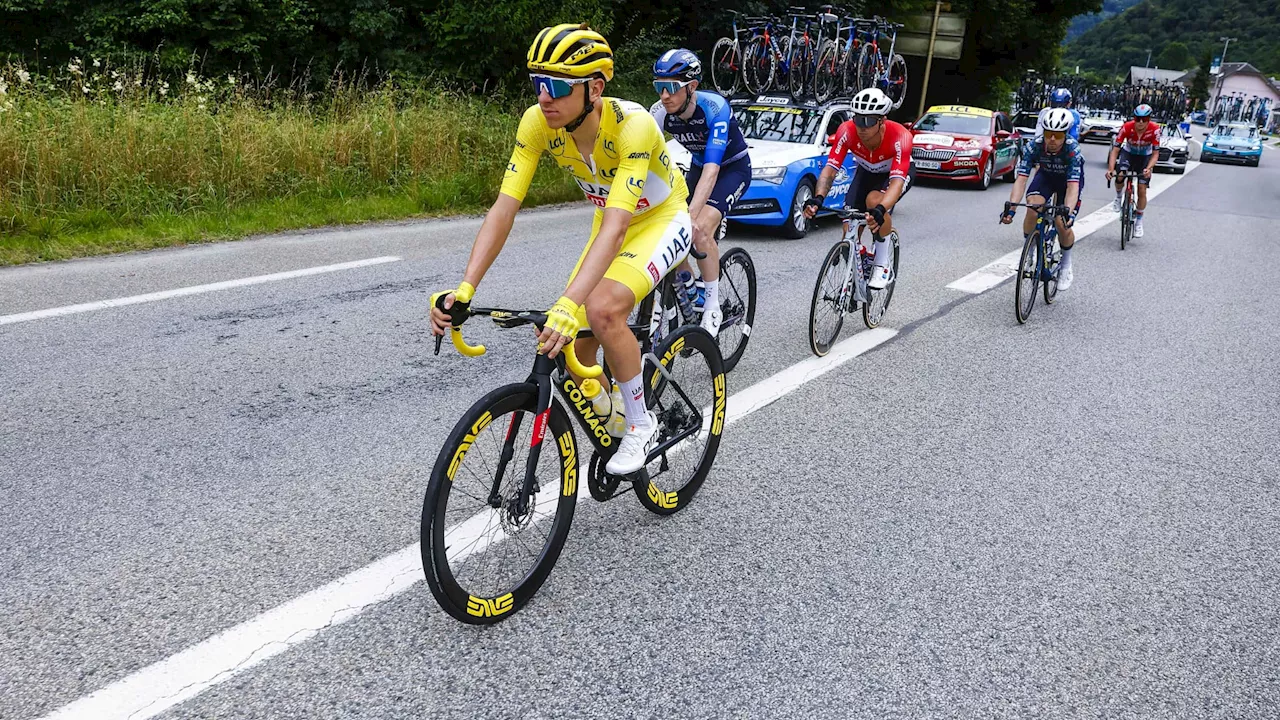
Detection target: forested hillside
<box><xmin>1064</xmin><ymin>0</ymin><xmax>1280</xmax><ymax>77</ymax></box>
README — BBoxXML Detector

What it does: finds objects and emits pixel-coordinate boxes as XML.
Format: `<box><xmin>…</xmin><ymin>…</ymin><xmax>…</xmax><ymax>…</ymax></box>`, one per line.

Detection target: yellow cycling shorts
<box><xmin>567</xmin><ymin>207</ymin><xmax>693</xmax><ymax>326</ymax></box>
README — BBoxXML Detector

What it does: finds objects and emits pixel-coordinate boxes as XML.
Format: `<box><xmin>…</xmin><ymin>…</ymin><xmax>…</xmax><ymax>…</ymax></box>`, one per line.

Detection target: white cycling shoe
<box><xmin>867</xmin><ymin>264</ymin><xmax>891</xmax><ymax>290</ymax></box>
<box><xmin>1110</xmin><ymin>197</ymin><xmax>1122</xmax><ymax>213</ymax></box>
<box><xmin>1057</xmin><ymin>256</ymin><xmax>1074</xmax><ymax>291</ymax></box>
<box><xmin>1134</xmin><ymin>219</ymin><xmax>1145</xmax><ymax>238</ymax></box>
<box><xmin>605</xmin><ymin>411</ymin><xmax>660</xmax><ymax>475</ymax></box>
<box><xmin>700</xmin><ymin>304</ymin><xmax>722</xmax><ymax>338</ymax></box>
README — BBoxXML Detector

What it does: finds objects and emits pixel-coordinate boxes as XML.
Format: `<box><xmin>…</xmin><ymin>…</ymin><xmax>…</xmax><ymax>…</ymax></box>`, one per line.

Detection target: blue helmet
<box><xmin>1134</xmin><ymin>104</ymin><xmax>1153</xmax><ymax>118</ymax></box>
<box><xmin>1051</xmin><ymin>88</ymin><xmax>1072</xmax><ymax>107</ymax></box>
<box><xmin>653</xmin><ymin>48</ymin><xmax>702</xmax><ymax>82</ymax></box>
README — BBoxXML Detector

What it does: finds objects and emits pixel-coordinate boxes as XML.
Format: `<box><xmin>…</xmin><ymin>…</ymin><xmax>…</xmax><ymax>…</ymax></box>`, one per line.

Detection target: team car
<box><xmin>1081</xmin><ymin>110</ymin><xmax>1124</xmax><ymax>144</ymax></box>
<box><xmin>665</xmin><ymin>94</ymin><xmax>856</xmax><ymax>239</ymax></box>
<box><xmin>904</xmin><ymin>105</ymin><xmax>1020</xmax><ymax>189</ymax></box>
<box><xmin>1155</xmin><ymin>123</ymin><xmax>1190</xmax><ymax>174</ymax></box>
<box><xmin>1200</xmin><ymin>122</ymin><xmax>1263</xmax><ymax>166</ymax></box>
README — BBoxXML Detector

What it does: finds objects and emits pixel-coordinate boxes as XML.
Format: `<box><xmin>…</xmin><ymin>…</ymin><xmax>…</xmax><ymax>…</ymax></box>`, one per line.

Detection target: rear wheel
<box><xmin>1014</xmin><ymin>231</ymin><xmax>1040</xmax><ymax>324</ymax></box>
<box><xmin>809</xmin><ymin>240</ymin><xmax>851</xmax><ymax>355</ymax></box>
<box><xmin>855</xmin><ymin>44</ymin><xmax>879</xmax><ymax>94</ymax></box>
<box><xmin>635</xmin><ymin>325</ymin><xmax>726</xmax><ymax>515</ymax></box>
<box><xmin>814</xmin><ymin>41</ymin><xmax>840</xmax><ymax>103</ymax></box>
<box><xmin>710</xmin><ymin>38</ymin><xmax>741</xmax><ymax>95</ymax></box>
<box><xmin>788</xmin><ymin>38</ymin><xmax>814</xmax><ymax>102</ymax></box>
<box><xmin>977</xmin><ymin>155</ymin><xmax>994</xmax><ymax>190</ymax></box>
<box><xmin>742</xmin><ymin>37</ymin><xmax>774</xmax><ymax>95</ymax></box>
<box><xmin>716</xmin><ymin>247</ymin><xmax>756</xmax><ymax>373</ymax></box>
<box><xmin>884</xmin><ymin>53</ymin><xmax>908</xmax><ymax>109</ymax></box>
<box><xmin>421</xmin><ymin>384</ymin><xmax>578</xmax><ymax>625</ymax></box>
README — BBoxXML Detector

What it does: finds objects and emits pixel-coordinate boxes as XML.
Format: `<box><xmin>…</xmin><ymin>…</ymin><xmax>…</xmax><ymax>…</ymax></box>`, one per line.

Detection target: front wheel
<box><xmin>710</xmin><ymin>38</ymin><xmax>741</xmax><ymax>95</ymax></box>
<box><xmin>1015</xmin><ymin>231</ymin><xmax>1041</xmax><ymax>324</ymax></box>
<box><xmin>814</xmin><ymin>41</ymin><xmax>840</xmax><ymax>103</ymax></box>
<box><xmin>742</xmin><ymin>37</ymin><xmax>775</xmax><ymax>95</ymax></box>
<box><xmin>421</xmin><ymin>384</ymin><xmax>578</xmax><ymax>624</ymax></box>
<box><xmin>788</xmin><ymin>39</ymin><xmax>814</xmax><ymax>102</ymax></box>
<box><xmin>809</xmin><ymin>240</ymin><xmax>851</xmax><ymax>356</ymax></box>
<box><xmin>636</xmin><ymin>325</ymin><xmax>726</xmax><ymax>515</ymax></box>
<box><xmin>783</xmin><ymin>178</ymin><xmax>815</xmax><ymax>239</ymax></box>
<box><xmin>855</xmin><ymin>44</ymin><xmax>879</xmax><ymax>93</ymax></box>
<box><xmin>977</xmin><ymin>155</ymin><xmax>994</xmax><ymax>190</ymax></box>
<box><xmin>1120</xmin><ymin>196</ymin><xmax>1132</xmax><ymax>250</ymax></box>
<box><xmin>716</xmin><ymin>247</ymin><xmax>757</xmax><ymax>373</ymax></box>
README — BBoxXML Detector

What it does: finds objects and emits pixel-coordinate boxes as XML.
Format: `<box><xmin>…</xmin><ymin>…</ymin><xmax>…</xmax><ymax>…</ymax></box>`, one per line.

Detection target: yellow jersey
<box><xmin>500</xmin><ymin>98</ymin><xmax>689</xmax><ymax>219</ymax></box>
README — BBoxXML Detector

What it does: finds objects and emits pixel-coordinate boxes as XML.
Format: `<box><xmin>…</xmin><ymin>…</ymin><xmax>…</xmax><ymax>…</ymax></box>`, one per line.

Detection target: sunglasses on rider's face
<box><xmin>530</xmin><ymin>74</ymin><xmax>589</xmax><ymax>100</ymax></box>
<box><xmin>853</xmin><ymin>115</ymin><xmax>881</xmax><ymax>129</ymax></box>
<box><xmin>1044</xmin><ymin>131</ymin><xmax>1066</xmax><ymax>141</ymax></box>
<box><xmin>653</xmin><ymin>79</ymin><xmax>694</xmax><ymax>97</ymax></box>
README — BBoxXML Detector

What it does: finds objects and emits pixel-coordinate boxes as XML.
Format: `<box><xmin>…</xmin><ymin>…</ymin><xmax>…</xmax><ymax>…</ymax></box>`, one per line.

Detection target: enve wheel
<box><xmin>814</xmin><ymin>41</ymin><xmax>840</xmax><ymax>104</ymax></box>
<box><xmin>421</xmin><ymin>384</ymin><xmax>578</xmax><ymax>625</ymax></box>
<box><xmin>808</xmin><ymin>240</ymin><xmax>851</xmax><ymax>355</ymax></box>
<box><xmin>855</xmin><ymin>44</ymin><xmax>878</xmax><ymax>93</ymax></box>
<box><xmin>1014</xmin><ymin>231</ymin><xmax>1040</xmax><ymax>324</ymax></box>
<box><xmin>782</xmin><ymin>177</ymin><xmax>815</xmax><ymax>239</ymax></box>
<box><xmin>716</xmin><ymin>247</ymin><xmax>757</xmax><ymax>373</ymax></box>
<box><xmin>635</xmin><ymin>325</ymin><xmax>726</xmax><ymax>515</ymax></box>
<box><xmin>863</xmin><ymin>233</ymin><xmax>899</xmax><ymax>329</ymax></box>
<box><xmin>788</xmin><ymin>39</ymin><xmax>814</xmax><ymax>102</ymax></box>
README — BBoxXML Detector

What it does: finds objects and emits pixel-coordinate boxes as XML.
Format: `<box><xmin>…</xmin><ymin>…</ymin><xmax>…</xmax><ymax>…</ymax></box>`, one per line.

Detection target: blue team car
<box><xmin>666</xmin><ymin>94</ymin><xmax>857</xmax><ymax>239</ymax></box>
<box><xmin>1200</xmin><ymin>122</ymin><xmax>1263</xmax><ymax>166</ymax></box>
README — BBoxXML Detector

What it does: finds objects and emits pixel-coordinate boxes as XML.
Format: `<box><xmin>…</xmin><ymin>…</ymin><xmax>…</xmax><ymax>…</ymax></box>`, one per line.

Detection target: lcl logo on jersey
<box><xmin>602</xmin><ymin>138</ymin><xmax>618</xmax><ymax>159</ymax></box>
<box><xmin>627</xmin><ymin>176</ymin><xmax>645</xmax><ymax>197</ymax></box>
<box><xmin>549</xmin><ymin>135</ymin><xmax>567</xmax><ymax>155</ymax></box>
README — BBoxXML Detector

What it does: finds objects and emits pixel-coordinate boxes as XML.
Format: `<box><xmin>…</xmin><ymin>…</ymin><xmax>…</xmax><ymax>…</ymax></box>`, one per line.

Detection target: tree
<box><xmin>1188</xmin><ymin>51</ymin><xmax>1211</xmax><ymax>108</ymax></box>
<box><xmin>1157</xmin><ymin>41</ymin><xmax>1190</xmax><ymax>70</ymax></box>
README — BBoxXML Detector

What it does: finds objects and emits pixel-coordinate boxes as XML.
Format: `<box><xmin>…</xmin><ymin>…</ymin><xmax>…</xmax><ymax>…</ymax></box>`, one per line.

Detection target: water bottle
<box><xmin>606</xmin><ymin>382</ymin><xmax>626</xmax><ymax>437</ymax></box>
<box><xmin>675</xmin><ymin>269</ymin><xmax>696</xmax><ymax>320</ymax></box>
<box><xmin>579</xmin><ymin>378</ymin><xmax>612</xmax><ymax>419</ymax></box>
<box><xmin>692</xmin><ymin>279</ymin><xmax>707</xmax><ymax>315</ymax></box>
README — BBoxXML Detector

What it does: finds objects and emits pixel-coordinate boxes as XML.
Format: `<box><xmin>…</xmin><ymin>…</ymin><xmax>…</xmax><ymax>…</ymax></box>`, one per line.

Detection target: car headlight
<box><xmin>956</xmin><ymin>148</ymin><xmax>982</xmax><ymax>158</ymax></box>
<box><xmin>751</xmin><ymin>166</ymin><xmax>787</xmax><ymax>184</ymax></box>
<box><xmin>1205</xmin><ymin>141</ymin><xmax>1215</xmax><ymax>148</ymax></box>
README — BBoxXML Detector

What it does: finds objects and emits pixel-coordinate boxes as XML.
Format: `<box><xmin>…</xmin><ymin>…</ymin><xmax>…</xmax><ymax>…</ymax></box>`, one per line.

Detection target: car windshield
<box><xmin>913</xmin><ymin>112</ymin><xmax>991</xmax><ymax>136</ymax></box>
<box><xmin>1012</xmin><ymin>112</ymin><xmax>1038</xmax><ymax>128</ymax></box>
<box><xmin>1216</xmin><ymin>124</ymin><xmax>1257</xmax><ymax>138</ymax></box>
<box><xmin>733</xmin><ymin>105</ymin><xmax>824</xmax><ymax>143</ymax></box>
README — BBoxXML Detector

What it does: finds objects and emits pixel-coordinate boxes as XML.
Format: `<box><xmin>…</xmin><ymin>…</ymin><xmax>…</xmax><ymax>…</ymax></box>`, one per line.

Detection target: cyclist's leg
<box><xmin>1054</xmin><ymin>177</ymin><xmax>1081</xmax><ymax>248</ymax></box>
<box><xmin>1024</xmin><ymin>171</ymin><xmax>1051</xmax><ymax>236</ymax></box>
<box><xmin>845</xmin><ymin>167</ymin><xmax>876</xmax><ymax>245</ymax></box>
<box><xmin>691</xmin><ymin>159</ymin><xmax>751</xmax><ymax>331</ymax></box>
<box><xmin>1114</xmin><ymin>149</ymin><xmax>1133</xmax><ymax>204</ymax></box>
<box><xmin>863</xmin><ymin>168</ymin><xmax>908</xmax><ymax>286</ymax></box>
<box><xmin>681</xmin><ymin>163</ymin><xmax>706</xmax><ymax>280</ymax></box>
<box><xmin>1135</xmin><ymin>154</ymin><xmax>1151</xmax><ymax>211</ymax></box>
<box><xmin>573</xmin><ymin>208</ymin><xmax>692</xmax><ymax>473</ymax></box>
<box><xmin>863</xmin><ymin>165</ymin><xmax>911</xmax><ymax>238</ymax></box>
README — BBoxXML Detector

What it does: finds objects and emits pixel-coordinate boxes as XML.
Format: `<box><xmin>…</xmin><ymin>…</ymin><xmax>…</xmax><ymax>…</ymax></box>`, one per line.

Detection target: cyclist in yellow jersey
<box><xmin>430</xmin><ymin>23</ymin><xmax>693</xmax><ymax>475</ymax></box>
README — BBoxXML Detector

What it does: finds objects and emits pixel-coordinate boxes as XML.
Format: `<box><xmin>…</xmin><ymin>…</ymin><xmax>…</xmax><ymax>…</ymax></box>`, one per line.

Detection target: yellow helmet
<box><xmin>527</xmin><ymin>23</ymin><xmax>614</xmax><ymax>81</ymax></box>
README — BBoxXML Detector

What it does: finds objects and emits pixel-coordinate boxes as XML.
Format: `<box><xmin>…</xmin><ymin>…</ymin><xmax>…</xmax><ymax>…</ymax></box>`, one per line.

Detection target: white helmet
<box><xmin>1043</xmin><ymin>108</ymin><xmax>1073</xmax><ymax>133</ymax></box>
<box><xmin>851</xmin><ymin>88</ymin><xmax>893</xmax><ymax>116</ymax></box>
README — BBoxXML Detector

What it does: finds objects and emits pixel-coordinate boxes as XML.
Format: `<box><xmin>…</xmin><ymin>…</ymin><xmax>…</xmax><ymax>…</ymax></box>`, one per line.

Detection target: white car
<box><xmin>1156</xmin><ymin>124</ymin><xmax>1190</xmax><ymax>174</ymax></box>
<box><xmin>1081</xmin><ymin>110</ymin><xmax>1124</xmax><ymax>144</ymax></box>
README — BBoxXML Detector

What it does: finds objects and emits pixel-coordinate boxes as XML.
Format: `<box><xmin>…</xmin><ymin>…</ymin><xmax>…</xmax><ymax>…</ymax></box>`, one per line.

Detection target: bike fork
<box><xmin>513</xmin><ymin>355</ymin><xmax>556</xmax><ymax>516</ymax></box>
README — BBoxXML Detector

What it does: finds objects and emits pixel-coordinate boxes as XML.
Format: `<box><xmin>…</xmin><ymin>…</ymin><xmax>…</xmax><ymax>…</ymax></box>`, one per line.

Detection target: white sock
<box><xmin>872</xmin><ymin>235</ymin><xmax>891</xmax><ymax>266</ymax></box>
<box><xmin>1062</xmin><ymin>247</ymin><xmax>1073</xmax><ymax>263</ymax></box>
<box><xmin>619</xmin><ymin>374</ymin><xmax>649</xmax><ymax>427</ymax></box>
<box><xmin>703</xmin><ymin>280</ymin><xmax>719</xmax><ymax>311</ymax></box>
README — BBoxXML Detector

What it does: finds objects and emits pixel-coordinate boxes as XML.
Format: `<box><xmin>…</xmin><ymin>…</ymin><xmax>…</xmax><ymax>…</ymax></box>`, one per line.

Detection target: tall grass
<box><xmin>0</xmin><ymin>61</ymin><xmax>581</xmax><ymax>264</ymax></box>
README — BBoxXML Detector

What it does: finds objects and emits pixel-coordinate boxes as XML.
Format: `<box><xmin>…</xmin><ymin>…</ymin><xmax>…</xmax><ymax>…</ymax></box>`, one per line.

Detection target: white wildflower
<box><xmin>0</xmin><ymin>80</ymin><xmax>7</xmax><ymax>97</ymax></box>
<box><xmin>113</xmin><ymin>80</ymin><xmax>124</xmax><ymax>92</ymax></box>
<box><xmin>68</xmin><ymin>60</ymin><xmax>82</xmax><ymax>75</ymax></box>
<box><xmin>17</xmin><ymin>68</ymin><xmax>31</xmax><ymax>84</ymax></box>
<box><xmin>159</xmin><ymin>81</ymin><xmax>169</xmax><ymax>96</ymax></box>
<box><xmin>186</xmin><ymin>70</ymin><xmax>197</xmax><ymax>85</ymax></box>
<box><xmin>227</xmin><ymin>74</ymin><xmax>236</xmax><ymax>85</ymax></box>
<box><xmin>93</xmin><ymin>58</ymin><xmax>101</xmax><ymax>68</ymax></box>
<box><xmin>82</xmin><ymin>85</ymin><xmax>90</xmax><ymax>94</ymax></box>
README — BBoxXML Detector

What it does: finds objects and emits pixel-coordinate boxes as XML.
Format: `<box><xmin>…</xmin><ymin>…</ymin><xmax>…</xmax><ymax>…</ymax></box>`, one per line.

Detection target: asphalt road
<box><xmin>3</xmin><ymin>141</ymin><xmax>1278</xmax><ymax>719</ymax></box>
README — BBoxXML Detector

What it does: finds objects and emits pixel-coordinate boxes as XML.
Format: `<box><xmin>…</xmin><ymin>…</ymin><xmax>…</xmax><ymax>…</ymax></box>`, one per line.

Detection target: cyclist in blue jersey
<box><xmin>651</xmin><ymin>48</ymin><xmax>752</xmax><ymax>337</ymax></box>
<box><xmin>1035</xmin><ymin>88</ymin><xmax>1082</xmax><ymax>142</ymax></box>
<box><xmin>1002</xmin><ymin>108</ymin><xmax>1085</xmax><ymax>290</ymax></box>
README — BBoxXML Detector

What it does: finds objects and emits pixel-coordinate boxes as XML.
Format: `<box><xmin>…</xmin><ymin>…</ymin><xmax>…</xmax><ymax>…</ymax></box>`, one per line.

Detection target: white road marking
<box><xmin>38</xmin><ymin>327</ymin><xmax>897</xmax><ymax>720</ymax></box>
<box><xmin>947</xmin><ymin>162</ymin><xmax>1200</xmax><ymax>294</ymax></box>
<box><xmin>0</xmin><ymin>257</ymin><xmax>402</xmax><ymax>326</ymax></box>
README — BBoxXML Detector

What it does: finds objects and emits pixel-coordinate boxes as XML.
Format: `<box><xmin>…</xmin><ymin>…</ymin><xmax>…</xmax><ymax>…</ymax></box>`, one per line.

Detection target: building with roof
<box><xmin>1126</xmin><ymin>66</ymin><xmax>1188</xmax><ymax>86</ymax></box>
<box><xmin>1208</xmin><ymin>62</ymin><xmax>1280</xmax><ymax>112</ymax></box>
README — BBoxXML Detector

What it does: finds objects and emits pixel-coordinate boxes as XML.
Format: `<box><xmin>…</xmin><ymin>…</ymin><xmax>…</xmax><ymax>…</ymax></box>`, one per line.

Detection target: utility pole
<box><xmin>1215</xmin><ymin>36</ymin><xmax>1236</xmax><ymax>108</ymax></box>
<box><xmin>1145</xmin><ymin>48</ymin><xmax>1152</xmax><ymax>68</ymax></box>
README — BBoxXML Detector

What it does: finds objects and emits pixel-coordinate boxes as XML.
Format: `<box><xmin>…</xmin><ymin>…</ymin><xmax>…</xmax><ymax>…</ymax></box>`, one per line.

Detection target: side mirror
<box><xmin>995</xmin><ymin>130</ymin><xmax>1011</xmax><ymax>139</ymax></box>
<box><xmin>1202</xmin><ymin>132</ymin><xmax>1209</xmax><ymax>137</ymax></box>
<box><xmin>904</xmin><ymin>121</ymin><xmax>914</xmax><ymax>130</ymax></box>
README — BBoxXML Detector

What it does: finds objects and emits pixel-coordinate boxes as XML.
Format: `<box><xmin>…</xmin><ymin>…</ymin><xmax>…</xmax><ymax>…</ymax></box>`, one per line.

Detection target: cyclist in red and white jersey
<box><xmin>804</xmin><ymin>88</ymin><xmax>915</xmax><ymax>289</ymax></box>
<box><xmin>1106</xmin><ymin>104</ymin><xmax>1160</xmax><ymax>238</ymax></box>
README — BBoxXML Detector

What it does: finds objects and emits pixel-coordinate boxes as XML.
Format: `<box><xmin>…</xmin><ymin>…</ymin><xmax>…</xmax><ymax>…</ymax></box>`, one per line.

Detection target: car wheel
<box><xmin>977</xmin><ymin>156</ymin><xmax>993</xmax><ymax>190</ymax></box>
<box><xmin>1175</xmin><ymin>167</ymin><xmax>1185</xmax><ymax>174</ymax></box>
<box><xmin>782</xmin><ymin>177</ymin><xmax>815</xmax><ymax>239</ymax></box>
<box><xmin>1001</xmin><ymin>155</ymin><xmax>1018</xmax><ymax>182</ymax></box>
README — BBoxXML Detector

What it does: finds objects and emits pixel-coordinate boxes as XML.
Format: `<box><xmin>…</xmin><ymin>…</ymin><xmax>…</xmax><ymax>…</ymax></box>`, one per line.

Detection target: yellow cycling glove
<box><xmin>544</xmin><ymin>295</ymin><xmax>581</xmax><ymax>342</ymax></box>
<box><xmin>431</xmin><ymin>281</ymin><xmax>475</xmax><ymax>318</ymax></box>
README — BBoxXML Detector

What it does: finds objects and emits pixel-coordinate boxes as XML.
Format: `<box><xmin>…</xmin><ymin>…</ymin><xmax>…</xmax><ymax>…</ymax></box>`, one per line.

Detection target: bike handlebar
<box><xmin>432</xmin><ymin>299</ymin><xmax>604</xmax><ymax>378</ymax></box>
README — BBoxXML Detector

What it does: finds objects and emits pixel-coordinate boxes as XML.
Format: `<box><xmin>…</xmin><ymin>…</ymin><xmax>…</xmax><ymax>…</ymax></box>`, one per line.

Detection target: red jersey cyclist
<box><xmin>1106</xmin><ymin>104</ymin><xmax>1160</xmax><ymax>239</ymax></box>
<box><xmin>803</xmin><ymin>88</ymin><xmax>915</xmax><ymax>289</ymax></box>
